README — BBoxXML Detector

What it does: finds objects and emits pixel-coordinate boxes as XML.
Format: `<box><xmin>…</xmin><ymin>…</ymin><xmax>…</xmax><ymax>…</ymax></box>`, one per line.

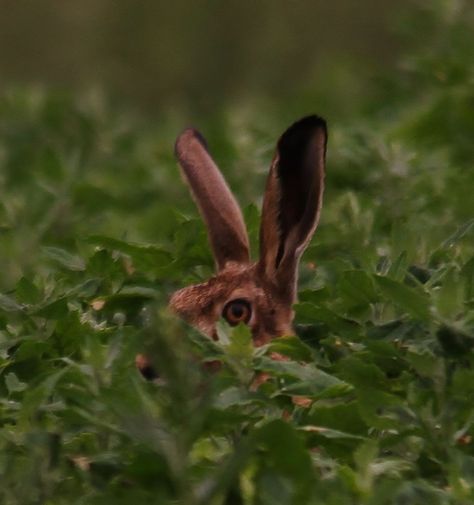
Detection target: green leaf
<box><xmin>87</xmin><ymin>235</ymin><xmax>173</xmax><ymax>273</ymax></box>
<box><xmin>194</xmin><ymin>435</ymin><xmax>255</xmax><ymax>505</ymax></box>
<box><xmin>33</xmin><ymin>297</ymin><xmax>69</xmax><ymax>319</ymax></box>
<box><xmin>354</xmin><ymin>439</ymin><xmax>378</xmax><ymax>469</ymax></box>
<box><xmin>307</xmin><ymin>401</ymin><xmax>368</xmax><ymax>436</ymax></box>
<box><xmin>373</xmin><ymin>274</ymin><xmax>431</xmax><ymax>321</ymax></box>
<box><xmin>256</xmin><ymin>419</ymin><xmax>314</xmax><ymax>501</ymax></box>
<box><xmin>267</xmin><ymin>336</ymin><xmax>314</xmax><ymax>362</ymax></box>
<box><xmin>217</xmin><ymin>322</ymin><xmax>254</xmax><ymax>383</ymax></box>
<box><xmin>213</xmin><ymin>386</ymin><xmax>256</xmax><ymax>409</ymax></box>
<box><xmin>15</xmin><ymin>277</ymin><xmax>42</xmax><ymax>304</ymax></box>
<box><xmin>255</xmin><ymin>356</ymin><xmax>351</xmax><ymax>398</ymax></box>
<box><xmin>42</xmin><ymin>246</ymin><xmax>86</xmax><ymax>271</ymax></box>
<box><xmin>0</xmin><ymin>293</ymin><xmax>23</xmax><ymax>312</ymax></box>
<box><xmin>440</xmin><ymin>218</ymin><xmax>474</xmax><ymax>249</ymax></box>
<box><xmin>186</xmin><ymin>326</ymin><xmax>224</xmax><ymax>360</ymax></box>
<box><xmin>5</xmin><ymin>372</ymin><xmax>27</xmax><ymax>393</ymax></box>
<box><xmin>338</xmin><ymin>270</ymin><xmax>378</xmax><ymax>306</ymax></box>
<box><xmin>300</xmin><ymin>425</ymin><xmax>366</xmax><ymax>441</ymax></box>
<box><xmin>14</xmin><ymin>340</ymin><xmax>49</xmax><ymax>362</ymax></box>
<box><xmin>298</xmin><ymin>287</ymin><xmax>331</xmax><ymax>304</ymax></box>
<box><xmin>65</xmin><ymin>278</ymin><xmax>101</xmax><ymax>298</ymax></box>
<box><xmin>295</xmin><ymin>303</ymin><xmax>361</xmax><ymax>335</ymax></box>
<box><xmin>227</xmin><ymin>323</ymin><xmax>253</xmax><ymax>361</ymax></box>
<box><xmin>337</xmin><ymin>356</ymin><xmax>401</xmax><ymax>428</ymax></box>
<box><xmin>388</xmin><ymin>251</ymin><xmax>409</xmax><ymax>280</ymax></box>
<box><xmin>337</xmin><ymin>356</ymin><xmax>387</xmax><ymax>390</ymax></box>
<box><xmin>173</xmin><ymin>218</ymin><xmax>211</xmax><ymax>267</ymax></box>
<box><xmin>432</xmin><ymin>266</ymin><xmax>464</xmax><ymax>319</ymax></box>
<box><xmin>86</xmin><ymin>248</ymin><xmax>125</xmax><ymax>279</ymax></box>
<box><xmin>461</xmin><ymin>255</ymin><xmax>474</xmax><ymax>302</ymax></box>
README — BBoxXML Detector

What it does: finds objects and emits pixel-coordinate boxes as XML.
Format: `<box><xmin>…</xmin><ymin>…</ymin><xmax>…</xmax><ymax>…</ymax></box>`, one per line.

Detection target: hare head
<box><xmin>169</xmin><ymin>115</ymin><xmax>327</xmax><ymax>346</ymax></box>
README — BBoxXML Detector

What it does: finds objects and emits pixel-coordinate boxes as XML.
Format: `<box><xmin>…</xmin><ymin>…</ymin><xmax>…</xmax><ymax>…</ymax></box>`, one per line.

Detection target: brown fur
<box><xmin>169</xmin><ymin>262</ymin><xmax>293</xmax><ymax>346</ymax></box>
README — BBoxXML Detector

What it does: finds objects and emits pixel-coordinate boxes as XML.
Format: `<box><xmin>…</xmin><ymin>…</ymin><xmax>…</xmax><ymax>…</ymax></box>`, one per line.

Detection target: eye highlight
<box><xmin>222</xmin><ymin>299</ymin><xmax>252</xmax><ymax>326</ymax></box>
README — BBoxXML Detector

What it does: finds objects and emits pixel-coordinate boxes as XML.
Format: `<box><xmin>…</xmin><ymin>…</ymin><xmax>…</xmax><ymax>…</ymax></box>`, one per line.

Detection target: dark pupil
<box><xmin>231</xmin><ymin>304</ymin><xmax>244</xmax><ymax>319</ymax></box>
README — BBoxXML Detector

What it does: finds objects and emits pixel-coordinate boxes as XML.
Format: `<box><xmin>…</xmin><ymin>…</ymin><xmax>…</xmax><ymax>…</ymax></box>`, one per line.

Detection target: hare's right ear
<box><xmin>258</xmin><ymin>115</ymin><xmax>327</xmax><ymax>302</ymax></box>
<box><xmin>175</xmin><ymin>128</ymin><xmax>250</xmax><ymax>271</ymax></box>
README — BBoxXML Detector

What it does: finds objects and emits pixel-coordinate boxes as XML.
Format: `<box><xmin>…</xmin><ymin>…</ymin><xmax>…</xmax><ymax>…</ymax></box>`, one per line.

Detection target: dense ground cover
<box><xmin>1</xmin><ymin>3</ymin><xmax>473</xmax><ymax>504</ymax></box>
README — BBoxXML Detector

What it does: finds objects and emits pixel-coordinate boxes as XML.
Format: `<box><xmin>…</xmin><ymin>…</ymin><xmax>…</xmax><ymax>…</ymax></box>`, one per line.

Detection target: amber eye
<box><xmin>222</xmin><ymin>299</ymin><xmax>252</xmax><ymax>326</ymax></box>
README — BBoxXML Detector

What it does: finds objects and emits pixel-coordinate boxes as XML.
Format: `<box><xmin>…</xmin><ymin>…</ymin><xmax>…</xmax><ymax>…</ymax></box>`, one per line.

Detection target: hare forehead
<box><xmin>169</xmin><ymin>263</ymin><xmax>278</xmax><ymax>315</ymax></box>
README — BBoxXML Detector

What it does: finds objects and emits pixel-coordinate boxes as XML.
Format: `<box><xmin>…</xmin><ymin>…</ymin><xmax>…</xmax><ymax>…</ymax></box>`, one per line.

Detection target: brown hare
<box><xmin>137</xmin><ymin>115</ymin><xmax>326</xmax><ymax>380</ymax></box>
<box><xmin>170</xmin><ymin>115</ymin><xmax>326</xmax><ymax>346</ymax></box>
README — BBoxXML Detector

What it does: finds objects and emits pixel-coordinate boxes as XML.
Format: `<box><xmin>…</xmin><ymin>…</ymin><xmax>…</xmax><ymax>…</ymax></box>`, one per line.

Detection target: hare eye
<box><xmin>222</xmin><ymin>299</ymin><xmax>252</xmax><ymax>326</ymax></box>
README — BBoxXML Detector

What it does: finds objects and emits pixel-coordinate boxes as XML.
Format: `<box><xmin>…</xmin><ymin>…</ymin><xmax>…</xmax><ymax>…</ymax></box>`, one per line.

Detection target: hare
<box><xmin>169</xmin><ymin>115</ymin><xmax>327</xmax><ymax>347</ymax></box>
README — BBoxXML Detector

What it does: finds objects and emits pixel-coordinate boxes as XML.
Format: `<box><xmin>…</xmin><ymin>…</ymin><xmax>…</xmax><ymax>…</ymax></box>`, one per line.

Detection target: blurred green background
<box><xmin>1</xmin><ymin>0</ymin><xmax>473</xmax><ymax>290</ymax></box>
<box><xmin>0</xmin><ymin>0</ymin><xmax>406</xmax><ymax>117</ymax></box>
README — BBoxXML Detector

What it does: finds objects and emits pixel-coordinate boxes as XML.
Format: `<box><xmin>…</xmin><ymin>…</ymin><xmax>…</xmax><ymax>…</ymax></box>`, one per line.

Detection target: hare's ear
<box><xmin>175</xmin><ymin>128</ymin><xmax>250</xmax><ymax>271</ymax></box>
<box><xmin>258</xmin><ymin>115</ymin><xmax>327</xmax><ymax>301</ymax></box>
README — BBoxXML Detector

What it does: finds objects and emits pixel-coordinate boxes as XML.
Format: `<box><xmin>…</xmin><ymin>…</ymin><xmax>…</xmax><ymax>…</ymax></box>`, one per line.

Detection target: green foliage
<box><xmin>1</xmin><ymin>3</ymin><xmax>474</xmax><ymax>504</ymax></box>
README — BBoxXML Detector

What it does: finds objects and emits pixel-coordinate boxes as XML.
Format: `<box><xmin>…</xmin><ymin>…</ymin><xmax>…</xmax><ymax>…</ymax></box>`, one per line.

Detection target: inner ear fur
<box><xmin>258</xmin><ymin>115</ymin><xmax>327</xmax><ymax>301</ymax></box>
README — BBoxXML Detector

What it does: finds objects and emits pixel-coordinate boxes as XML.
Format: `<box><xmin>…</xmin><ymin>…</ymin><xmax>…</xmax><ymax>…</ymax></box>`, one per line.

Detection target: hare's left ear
<box><xmin>258</xmin><ymin>115</ymin><xmax>327</xmax><ymax>302</ymax></box>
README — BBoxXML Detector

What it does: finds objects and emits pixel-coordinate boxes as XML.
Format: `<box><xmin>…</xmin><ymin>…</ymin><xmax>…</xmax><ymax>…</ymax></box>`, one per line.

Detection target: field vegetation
<box><xmin>0</xmin><ymin>3</ymin><xmax>473</xmax><ymax>504</ymax></box>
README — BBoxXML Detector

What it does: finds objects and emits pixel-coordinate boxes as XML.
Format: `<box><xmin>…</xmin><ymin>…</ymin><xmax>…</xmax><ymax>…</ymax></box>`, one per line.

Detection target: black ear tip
<box><xmin>278</xmin><ymin>115</ymin><xmax>327</xmax><ymax>155</ymax></box>
<box><xmin>175</xmin><ymin>127</ymin><xmax>208</xmax><ymax>158</ymax></box>
<box><xmin>287</xmin><ymin>114</ymin><xmax>327</xmax><ymax>136</ymax></box>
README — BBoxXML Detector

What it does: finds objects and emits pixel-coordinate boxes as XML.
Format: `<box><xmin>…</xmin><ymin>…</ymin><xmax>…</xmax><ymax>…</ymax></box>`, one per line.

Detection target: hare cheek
<box><xmin>252</xmin><ymin>331</ymin><xmax>272</xmax><ymax>347</ymax></box>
